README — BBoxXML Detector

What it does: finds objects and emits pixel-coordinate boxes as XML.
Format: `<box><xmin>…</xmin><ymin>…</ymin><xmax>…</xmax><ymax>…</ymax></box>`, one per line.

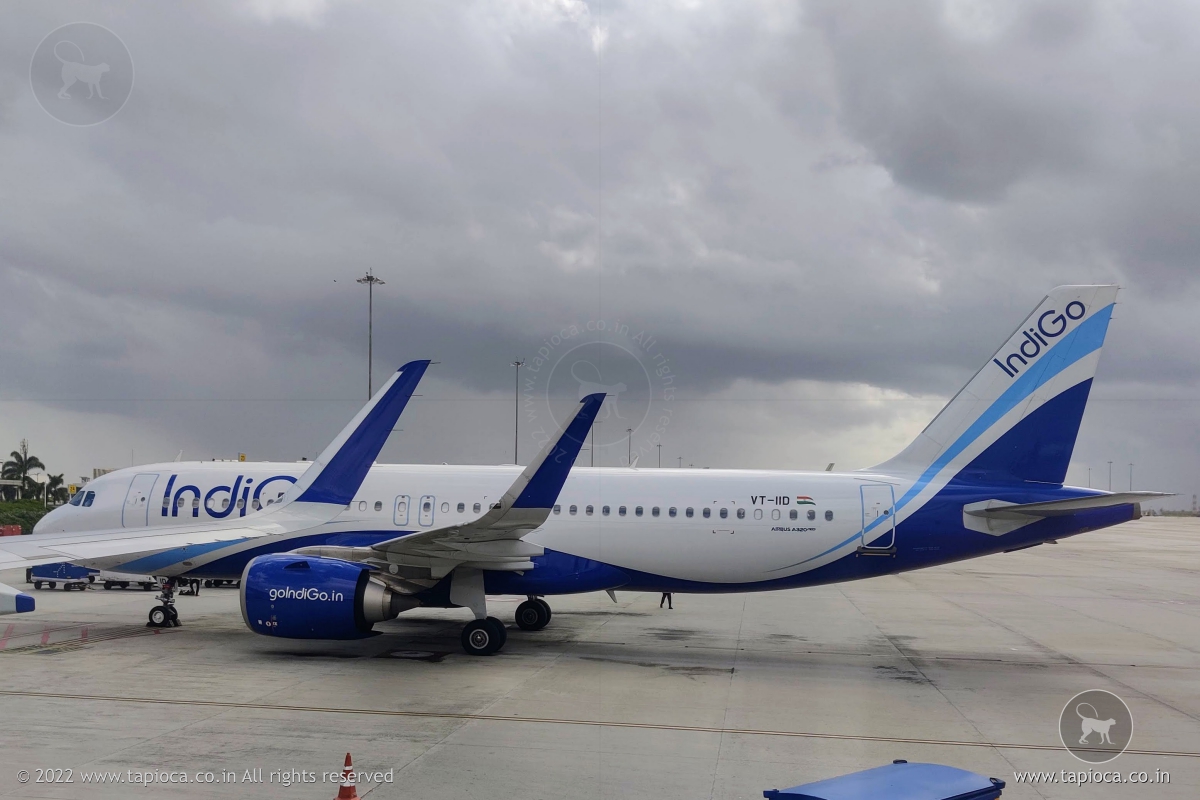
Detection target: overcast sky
<box><xmin>3</xmin><ymin>0</ymin><xmax>1199</xmax><ymax>506</ymax></box>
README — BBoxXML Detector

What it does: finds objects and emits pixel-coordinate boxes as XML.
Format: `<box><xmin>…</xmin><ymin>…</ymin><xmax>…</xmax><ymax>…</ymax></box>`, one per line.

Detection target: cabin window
<box><xmin>553</xmin><ymin>505</ymin><xmax>561</xmax><ymax>514</ymax></box>
<box><xmin>738</xmin><ymin>508</ymin><xmax>747</xmax><ymax>519</ymax></box>
<box><xmin>253</xmin><ymin>498</ymin><xmax>261</xmax><ymax>510</ymax></box>
<box><xmin>569</xmin><ymin>505</ymin><xmax>578</xmax><ymax>515</ymax></box>
<box><xmin>236</xmin><ymin>498</ymin><xmax>245</xmax><ymax>509</ymax></box>
<box><xmin>586</xmin><ymin>505</ymin><xmax>594</xmax><ymax>516</ymax></box>
<box><xmin>355</xmin><ymin>501</ymin><xmax>364</xmax><ymax>511</ymax></box>
<box><xmin>635</xmin><ymin>506</ymin><xmax>643</xmax><ymax>517</ymax></box>
<box><xmin>668</xmin><ymin>507</ymin><xmax>677</xmax><ymax>517</ymax></box>
<box><xmin>83</xmin><ymin>491</ymin><xmax>96</xmax><ymax>507</ymax></box>
<box><xmin>458</xmin><ymin>502</ymin><xmax>465</xmax><ymax>513</ymax></box>
<box><xmin>825</xmin><ymin>510</ymin><xmax>834</xmax><ymax>521</ymax></box>
<box><xmin>685</xmin><ymin>507</ymin><xmax>693</xmax><ymax>518</ymax></box>
<box><xmin>807</xmin><ymin>509</ymin><xmax>816</xmax><ymax>521</ymax></box>
<box><xmin>602</xmin><ymin>505</ymin><xmax>610</xmax><ymax>516</ymax></box>
<box><xmin>441</xmin><ymin>502</ymin><xmax>450</xmax><ymax>513</ymax></box>
<box><xmin>789</xmin><ymin>509</ymin><xmax>798</xmax><ymax>520</ymax></box>
<box><xmin>375</xmin><ymin>501</ymin><xmax>383</xmax><ymax>512</ymax></box>
<box><xmin>652</xmin><ymin>507</ymin><xmax>660</xmax><ymax>517</ymax></box>
<box><xmin>423</xmin><ymin>501</ymin><xmax>431</xmax><ymax>512</ymax></box>
<box><xmin>771</xmin><ymin>509</ymin><xmax>779</xmax><ymax>520</ymax></box>
<box><xmin>473</xmin><ymin>503</ymin><xmax>481</xmax><ymax>513</ymax></box>
<box><xmin>222</xmin><ymin>498</ymin><xmax>230</xmax><ymax>510</ymax></box>
<box><xmin>702</xmin><ymin>508</ymin><xmax>711</xmax><ymax>519</ymax></box>
<box><xmin>719</xmin><ymin>508</ymin><xmax>728</xmax><ymax>519</ymax></box>
<box><xmin>177</xmin><ymin>497</ymin><xmax>186</xmax><ymax>508</ymax></box>
<box><xmin>192</xmin><ymin>498</ymin><xmax>199</xmax><ymax>508</ymax></box>
<box><xmin>618</xmin><ymin>506</ymin><xmax>627</xmax><ymax>516</ymax></box>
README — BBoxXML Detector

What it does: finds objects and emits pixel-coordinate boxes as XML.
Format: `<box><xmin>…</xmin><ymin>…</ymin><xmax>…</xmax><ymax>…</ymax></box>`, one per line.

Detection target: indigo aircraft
<box><xmin>0</xmin><ymin>286</ymin><xmax>1164</xmax><ymax>655</ymax></box>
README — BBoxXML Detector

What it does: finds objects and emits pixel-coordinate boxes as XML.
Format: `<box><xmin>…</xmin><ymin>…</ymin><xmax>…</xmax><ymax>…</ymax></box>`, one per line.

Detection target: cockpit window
<box><xmin>69</xmin><ymin>491</ymin><xmax>85</xmax><ymax>506</ymax></box>
<box><xmin>82</xmin><ymin>491</ymin><xmax>96</xmax><ymax>507</ymax></box>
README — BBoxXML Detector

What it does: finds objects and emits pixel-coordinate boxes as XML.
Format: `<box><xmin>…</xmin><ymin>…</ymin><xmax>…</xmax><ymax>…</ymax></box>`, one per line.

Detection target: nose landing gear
<box><xmin>146</xmin><ymin>578</ymin><xmax>181</xmax><ymax>628</ymax></box>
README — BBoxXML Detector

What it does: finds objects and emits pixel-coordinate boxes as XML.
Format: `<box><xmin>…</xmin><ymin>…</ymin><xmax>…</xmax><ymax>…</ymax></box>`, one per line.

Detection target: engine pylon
<box><xmin>335</xmin><ymin>753</ymin><xmax>359</xmax><ymax>800</ymax></box>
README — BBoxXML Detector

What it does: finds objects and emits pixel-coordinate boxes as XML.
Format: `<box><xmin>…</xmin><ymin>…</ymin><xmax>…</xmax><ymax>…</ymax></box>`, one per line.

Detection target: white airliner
<box><xmin>1</xmin><ymin>286</ymin><xmax>1165</xmax><ymax>656</ymax></box>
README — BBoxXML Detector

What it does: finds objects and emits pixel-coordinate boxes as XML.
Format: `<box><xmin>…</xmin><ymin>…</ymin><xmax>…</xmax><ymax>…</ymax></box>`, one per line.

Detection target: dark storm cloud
<box><xmin>1</xmin><ymin>0</ymin><xmax>1200</xmax><ymax>500</ymax></box>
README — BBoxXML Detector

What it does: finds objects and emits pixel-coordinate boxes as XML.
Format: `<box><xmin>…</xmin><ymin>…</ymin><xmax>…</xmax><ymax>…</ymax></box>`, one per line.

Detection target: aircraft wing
<box><xmin>295</xmin><ymin>393</ymin><xmax>604</xmax><ymax>579</ymax></box>
<box><xmin>0</xmin><ymin>360</ymin><xmax>430</xmax><ymax>608</ymax></box>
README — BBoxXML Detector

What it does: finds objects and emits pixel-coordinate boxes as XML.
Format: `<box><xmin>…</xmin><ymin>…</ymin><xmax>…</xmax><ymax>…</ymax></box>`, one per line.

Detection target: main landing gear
<box><xmin>515</xmin><ymin>597</ymin><xmax>552</xmax><ymax>631</ymax></box>
<box><xmin>146</xmin><ymin>578</ymin><xmax>181</xmax><ymax>628</ymax></box>
<box><xmin>460</xmin><ymin>617</ymin><xmax>508</xmax><ymax>656</ymax></box>
<box><xmin>459</xmin><ymin>597</ymin><xmax>554</xmax><ymax>655</ymax></box>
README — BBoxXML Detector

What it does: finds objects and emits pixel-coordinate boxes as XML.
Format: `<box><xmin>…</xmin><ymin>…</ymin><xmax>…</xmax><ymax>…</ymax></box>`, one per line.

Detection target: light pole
<box><xmin>357</xmin><ymin>271</ymin><xmax>386</xmax><ymax>399</ymax></box>
<box><xmin>677</xmin><ymin>456</ymin><xmax>682</xmax><ymax>468</ymax></box>
<box><xmin>626</xmin><ymin>428</ymin><xmax>633</xmax><ymax>466</ymax></box>
<box><xmin>511</xmin><ymin>360</ymin><xmax>525</xmax><ymax>464</ymax></box>
<box><xmin>1087</xmin><ymin>467</ymin><xmax>1091</xmax><ymax>489</ymax></box>
<box><xmin>1129</xmin><ymin>462</ymin><xmax>1134</xmax><ymax>491</ymax></box>
<box><xmin>657</xmin><ymin>443</ymin><xmax>662</xmax><ymax>468</ymax></box>
<box><xmin>1107</xmin><ymin>461</ymin><xmax>1113</xmax><ymax>491</ymax></box>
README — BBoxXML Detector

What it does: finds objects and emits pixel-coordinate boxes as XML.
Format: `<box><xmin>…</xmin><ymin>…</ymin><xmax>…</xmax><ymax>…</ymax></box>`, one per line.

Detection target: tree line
<box><xmin>2</xmin><ymin>439</ymin><xmax>69</xmax><ymax>504</ymax></box>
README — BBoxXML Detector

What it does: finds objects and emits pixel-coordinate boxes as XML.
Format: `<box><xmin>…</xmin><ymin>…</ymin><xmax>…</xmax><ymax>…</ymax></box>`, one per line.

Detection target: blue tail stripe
<box><xmin>791</xmin><ymin>304</ymin><xmax>1114</xmax><ymax>569</ymax></box>
<box><xmin>512</xmin><ymin>393</ymin><xmax>605</xmax><ymax>509</ymax></box>
<box><xmin>892</xmin><ymin>303</ymin><xmax>1113</xmax><ymax>514</ymax></box>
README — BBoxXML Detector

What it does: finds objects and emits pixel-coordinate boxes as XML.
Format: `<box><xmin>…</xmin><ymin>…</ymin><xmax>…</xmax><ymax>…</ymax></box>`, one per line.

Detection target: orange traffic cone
<box><xmin>335</xmin><ymin>753</ymin><xmax>359</xmax><ymax>800</ymax></box>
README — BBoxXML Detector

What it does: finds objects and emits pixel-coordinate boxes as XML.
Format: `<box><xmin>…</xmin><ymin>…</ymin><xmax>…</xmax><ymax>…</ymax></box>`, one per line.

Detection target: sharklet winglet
<box><xmin>291</xmin><ymin>360</ymin><xmax>430</xmax><ymax>507</ymax></box>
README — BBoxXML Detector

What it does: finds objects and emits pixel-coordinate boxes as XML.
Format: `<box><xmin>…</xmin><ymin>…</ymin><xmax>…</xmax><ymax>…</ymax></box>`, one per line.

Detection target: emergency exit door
<box><xmin>859</xmin><ymin>483</ymin><xmax>896</xmax><ymax>550</ymax></box>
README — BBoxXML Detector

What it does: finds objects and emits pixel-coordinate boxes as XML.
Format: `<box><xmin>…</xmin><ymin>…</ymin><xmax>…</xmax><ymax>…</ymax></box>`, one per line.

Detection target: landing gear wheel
<box><xmin>148</xmin><ymin>606</ymin><xmax>169</xmax><ymax>626</ymax></box>
<box><xmin>515</xmin><ymin>600</ymin><xmax>550</xmax><ymax>631</ymax></box>
<box><xmin>461</xmin><ymin>619</ymin><xmax>501</xmax><ymax>656</ymax></box>
<box><xmin>166</xmin><ymin>605</ymin><xmax>179</xmax><ymax>622</ymax></box>
<box><xmin>485</xmin><ymin>617</ymin><xmax>507</xmax><ymax>649</ymax></box>
<box><xmin>536</xmin><ymin>598</ymin><xmax>551</xmax><ymax>623</ymax></box>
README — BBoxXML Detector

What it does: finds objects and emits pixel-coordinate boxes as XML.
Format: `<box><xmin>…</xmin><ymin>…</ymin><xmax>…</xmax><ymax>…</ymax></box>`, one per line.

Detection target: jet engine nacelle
<box><xmin>240</xmin><ymin>554</ymin><xmax>416</xmax><ymax>639</ymax></box>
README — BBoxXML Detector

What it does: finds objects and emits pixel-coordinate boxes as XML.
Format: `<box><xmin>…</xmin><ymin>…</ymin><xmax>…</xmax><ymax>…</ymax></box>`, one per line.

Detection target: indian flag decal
<box><xmin>796</xmin><ymin>496</ymin><xmax>815</xmax><ymax>505</ymax></box>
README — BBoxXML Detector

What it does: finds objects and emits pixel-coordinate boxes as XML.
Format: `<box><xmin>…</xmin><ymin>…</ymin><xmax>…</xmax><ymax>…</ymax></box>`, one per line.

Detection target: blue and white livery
<box><xmin>3</xmin><ymin>286</ymin><xmax>1165</xmax><ymax>656</ymax></box>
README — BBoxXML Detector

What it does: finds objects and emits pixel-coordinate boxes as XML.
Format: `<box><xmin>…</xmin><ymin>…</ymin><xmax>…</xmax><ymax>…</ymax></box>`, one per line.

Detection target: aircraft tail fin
<box><xmin>872</xmin><ymin>285</ymin><xmax>1119</xmax><ymax>487</ymax></box>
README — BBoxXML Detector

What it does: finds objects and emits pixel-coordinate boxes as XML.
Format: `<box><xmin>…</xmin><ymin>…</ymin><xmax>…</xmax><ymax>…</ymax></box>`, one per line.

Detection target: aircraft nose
<box><xmin>32</xmin><ymin>507</ymin><xmax>62</xmax><ymax>534</ymax></box>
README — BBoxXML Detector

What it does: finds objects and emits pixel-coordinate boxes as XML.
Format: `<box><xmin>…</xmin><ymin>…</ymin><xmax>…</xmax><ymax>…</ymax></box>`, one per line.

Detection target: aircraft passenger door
<box><xmin>859</xmin><ymin>483</ymin><xmax>896</xmax><ymax>550</ymax></box>
<box><xmin>393</xmin><ymin>495</ymin><xmax>411</xmax><ymax>527</ymax></box>
<box><xmin>419</xmin><ymin>495</ymin><xmax>435</xmax><ymax>527</ymax></box>
<box><xmin>122</xmin><ymin>473</ymin><xmax>160</xmax><ymax>528</ymax></box>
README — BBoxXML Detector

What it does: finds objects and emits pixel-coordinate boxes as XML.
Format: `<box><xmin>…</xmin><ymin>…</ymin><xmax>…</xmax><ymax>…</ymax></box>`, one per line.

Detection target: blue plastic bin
<box><xmin>764</xmin><ymin>760</ymin><xmax>1004</xmax><ymax>800</ymax></box>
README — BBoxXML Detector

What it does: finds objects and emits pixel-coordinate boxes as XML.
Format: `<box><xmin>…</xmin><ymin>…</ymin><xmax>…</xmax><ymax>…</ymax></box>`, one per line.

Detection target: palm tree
<box><xmin>2</xmin><ymin>440</ymin><xmax>46</xmax><ymax>501</ymax></box>
<box><xmin>45</xmin><ymin>473</ymin><xmax>69</xmax><ymax>504</ymax></box>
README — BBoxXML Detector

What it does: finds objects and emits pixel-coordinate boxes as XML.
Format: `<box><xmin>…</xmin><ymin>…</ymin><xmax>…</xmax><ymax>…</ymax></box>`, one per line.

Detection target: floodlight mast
<box><xmin>357</xmin><ymin>271</ymin><xmax>386</xmax><ymax>398</ymax></box>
